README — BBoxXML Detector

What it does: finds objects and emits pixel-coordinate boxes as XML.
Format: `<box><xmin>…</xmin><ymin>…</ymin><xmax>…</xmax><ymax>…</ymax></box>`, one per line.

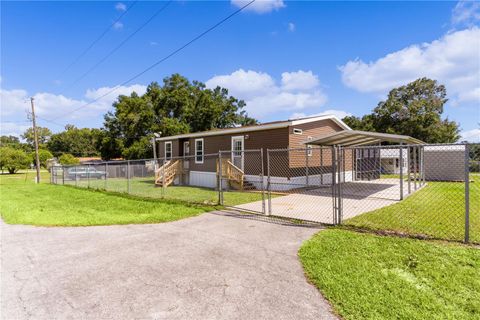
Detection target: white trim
<box><xmin>293</xmin><ymin>128</ymin><xmax>303</xmax><ymax>135</ymax></box>
<box><xmin>183</xmin><ymin>141</ymin><xmax>190</xmax><ymax>156</ymax></box>
<box><xmin>195</xmin><ymin>138</ymin><xmax>204</xmax><ymax>164</ymax></box>
<box><xmin>231</xmin><ymin>135</ymin><xmax>244</xmax><ymax>170</ymax></box>
<box><xmin>164</xmin><ymin>141</ymin><xmax>172</xmax><ymax>160</ymax></box>
<box><xmin>154</xmin><ymin>114</ymin><xmax>351</xmax><ymax>141</ymax></box>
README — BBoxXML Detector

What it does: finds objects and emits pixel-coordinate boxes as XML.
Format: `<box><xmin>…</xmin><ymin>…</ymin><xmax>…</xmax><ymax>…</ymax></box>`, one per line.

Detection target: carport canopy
<box><xmin>305</xmin><ymin>130</ymin><xmax>424</xmax><ymax>146</ymax></box>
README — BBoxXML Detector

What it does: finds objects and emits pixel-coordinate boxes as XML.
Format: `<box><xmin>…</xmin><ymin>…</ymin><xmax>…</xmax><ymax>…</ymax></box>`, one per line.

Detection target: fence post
<box><xmin>305</xmin><ymin>147</ymin><xmax>309</xmax><ymax>187</ymax></box>
<box><xmin>332</xmin><ymin>146</ymin><xmax>337</xmax><ymax>225</ymax></box>
<box><xmin>337</xmin><ymin>146</ymin><xmax>343</xmax><ymax>224</ymax></box>
<box><xmin>413</xmin><ymin>147</ymin><xmax>417</xmax><ymax>191</ymax></box>
<box><xmin>266</xmin><ymin>149</ymin><xmax>272</xmax><ymax>216</ymax></box>
<box><xmin>218</xmin><ymin>151</ymin><xmax>224</xmax><ymax>205</ymax></box>
<box><xmin>75</xmin><ymin>166</ymin><xmax>78</xmax><ymax>187</ymax></box>
<box><xmin>105</xmin><ymin>162</ymin><xmax>108</xmax><ymax>190</ymax></box>
<box><xmin>399</xmin><ymin>145</ymin><xmax>404</xmax><ymax>200</ymax></box>
<box><xmin>320</xmin><ymin>148</ymin><xmax>324</xmax><ymax>185</ymax></box>
<box><xmin>62</xmin><ymin>166</ymin><xmax>65</xmax><ymax>185</ymax></box>
<box><xmin>87</xmin><ymin>164</ymin><xmax>91</xmax><ymax>188</ymax></box>
<box><xmin>162</xmin><ymin>158</ymin><xmax>166</xmax><ymax>197</ymax></box>
<box><xmin>465</xmin><ymin>143</ymin><xmax>470</xmax><ymax>243</ymax></box>
<box><xmin>127</xmin><ymin>160</ymin><xmax>131</xmax><ymax>194</ymax></box>
<box><xmin>407</xmin><ymin>146</ymin><xmax>411</xmax><ymax>194</ymax></box>
<box><xmin>260</xmin><ymin>148</ymin><xmax>266</xmax><ymax>214</ymax></box>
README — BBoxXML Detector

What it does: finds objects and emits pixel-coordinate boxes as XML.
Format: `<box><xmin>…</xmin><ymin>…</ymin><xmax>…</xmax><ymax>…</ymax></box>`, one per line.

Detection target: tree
<box><xmin>100</xmin><ymin>74</ymin><xmax>257</xmax><ymax>159</ymax></box>
<box><xmin>343</xmin><ymin>78</ymin><xmax>460</xmax><ymax>143</ymax></box>
<box><xmin>31</xmin><ymin>149</ymin><xmax>53</xmax><ymax>168</ymax></box>
<box><xmin>21</xmin><ymin>127</ymin><xmax>52</xmax><ymax>147</ymax></box>
<box><xmin>0</xmin><ymin>147</ymin><xmax>31</xmax><ymax>174</ymax></box>
<box><xmin>0</xmin><ymin>135</ymin><xmax>20</xmax><ymax>147</ymax></box>
<box><xmin>58</xmin><ymin>153</ymin><xmax>79</xmax><ymax>165</ymax></box>
<box><xmin>47</xmin><ymin>125</ymin><xmax>100</xmax><ymax>157</ymax></box>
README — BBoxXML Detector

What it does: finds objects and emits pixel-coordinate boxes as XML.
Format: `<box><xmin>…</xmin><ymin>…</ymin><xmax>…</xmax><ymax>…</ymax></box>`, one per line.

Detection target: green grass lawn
<box><xmin>65</xmin><ymin>176</ymin><xmax>267</xmax><ymax>206</ymax></box>
<box><xmin>299</xmin><ymin>229</ymin><xmax>480</xmax><ymax>320</ymax></box>
<box><xmin>0</xmin><ymin>172</ymin><xmax>213</xmax><ymax>226</ymax></box>
<box><xmin>346</xmin><ymin>174</ymin><xmax>479</xmax><ymax>243</ymax></box>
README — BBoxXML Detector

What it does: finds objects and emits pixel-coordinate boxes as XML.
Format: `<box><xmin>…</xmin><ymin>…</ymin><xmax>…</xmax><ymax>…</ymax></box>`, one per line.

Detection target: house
<box><xmin>153</xmin><ymin>115</ymin><xmax>353</xmax><ymax>189</ymax></box>
<box><xmin>424</xmin><ymin>145</ymin><xmax>466</xmax><ymax>181</ymax></box>
<box><xmin>152</xmin><ymin>115</ymin><xmax>425</xmax><ymax>190</ymax></box>
<box><xmin>380</xmin><ymin>148</ymin><xmax>408</xmax><ymax>174</ymax></box>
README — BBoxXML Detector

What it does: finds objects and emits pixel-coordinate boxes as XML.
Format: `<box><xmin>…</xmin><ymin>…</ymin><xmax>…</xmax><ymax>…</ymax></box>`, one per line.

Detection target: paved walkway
<box><xmin>1</xmin><ymin>212</ymin><xmax>337</xmax><ymax>320</ymax></box>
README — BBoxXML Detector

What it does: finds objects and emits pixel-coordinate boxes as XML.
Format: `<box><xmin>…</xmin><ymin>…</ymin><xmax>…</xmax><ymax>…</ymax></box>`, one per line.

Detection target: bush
<box><xmin>0</xmin><ymin>147</ymin><xmax>31</xmax><ymax>174</ymax></box>
<box><xmin>59</xmin><ymin>153</ymin><xmax>80</xmax><ymax>165</ymax></box>
<box><xmin>31</xmin><ymin>149</ymin><xmax>54</xmax><ymax>168</ymax></box>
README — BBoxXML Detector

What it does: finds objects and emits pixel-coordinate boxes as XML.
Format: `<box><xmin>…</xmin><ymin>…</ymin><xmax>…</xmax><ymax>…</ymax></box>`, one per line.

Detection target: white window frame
<box><xmin>195</xmin><ymin>138</ymin><xmax>204</xmax><ymax>164</ymax></box>
<box><xmin>164</xmin><ymin>141</ymin><xmax>172</xmax><ymax>160</ymax></box>
<box><xmin>293</xmin><ymin>128</ymin><xmax>303</xmax><ymax>135</ymax></box>
<box><xmin>307</xmin><ymin>136</ymin><xmax>313</xmax><ymax>157</ymax></box>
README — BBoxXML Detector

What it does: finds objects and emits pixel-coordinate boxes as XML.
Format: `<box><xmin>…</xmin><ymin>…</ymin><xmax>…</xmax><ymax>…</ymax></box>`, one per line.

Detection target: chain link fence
<box><xmin>51</xmin><ymin>143</ymin><xmax>478</xmax><ymax>243</ymax></box>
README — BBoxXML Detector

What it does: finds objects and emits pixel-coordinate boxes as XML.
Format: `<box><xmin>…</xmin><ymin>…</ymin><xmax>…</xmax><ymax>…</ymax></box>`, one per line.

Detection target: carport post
<box><xmin>266</xmin><ymin>149</ymin><xmax>272</xmax><ymax>215</ymax></box>
<box><xmin>305</xmin><ymin>147</ymin><xmax>309</xmax><ymax>187</ymax></box>
<box><xmin>399</xmin><ymin>145</ymin><xmax>404</xmax><ymax>200</ymax></box>
<box><xmin>464</xmin><ymin>143</ymin><xmax>470</xmax><ymax>243</ymax></box>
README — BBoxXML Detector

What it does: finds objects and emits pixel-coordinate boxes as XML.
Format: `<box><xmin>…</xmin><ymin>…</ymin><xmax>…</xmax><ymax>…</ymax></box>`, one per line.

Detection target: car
<box><xmin>67</xmin><ymin>167</ymin><xmax>107</xmax><ymax>180</ymax></box>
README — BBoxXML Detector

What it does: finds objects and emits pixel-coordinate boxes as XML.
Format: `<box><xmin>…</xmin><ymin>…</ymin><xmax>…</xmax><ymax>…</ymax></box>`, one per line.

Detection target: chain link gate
<box><xmin>218</xmin><ymin>149</ymin><xmax>267</xmax><ymax>214</ymax></box>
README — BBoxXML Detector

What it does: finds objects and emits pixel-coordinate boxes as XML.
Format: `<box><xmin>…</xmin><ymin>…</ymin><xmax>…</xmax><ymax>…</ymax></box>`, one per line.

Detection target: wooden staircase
<box><xmin>217</xmin><ymin>158</ymin><xmax>249</xmax><ymax>190</ymax></box>
<box><xmin>155</xmin><ymin>160</ymin><xmax>182</xmax><ymax>187</ymax></box>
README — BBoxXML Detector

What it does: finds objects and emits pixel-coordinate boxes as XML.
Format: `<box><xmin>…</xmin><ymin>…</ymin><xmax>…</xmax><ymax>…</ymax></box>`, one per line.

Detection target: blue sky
<box><xmin>1</xmin><ymin>0</ymin><xmax>479</xmax><ymax>141</ymax></box>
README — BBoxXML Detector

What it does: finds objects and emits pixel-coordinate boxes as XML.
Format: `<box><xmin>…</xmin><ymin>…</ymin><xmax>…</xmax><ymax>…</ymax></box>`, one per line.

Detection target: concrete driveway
<box><xmin>1</xmin><ymin>211</ymin><xmax>337</xmax><ymax>320</ymax></box>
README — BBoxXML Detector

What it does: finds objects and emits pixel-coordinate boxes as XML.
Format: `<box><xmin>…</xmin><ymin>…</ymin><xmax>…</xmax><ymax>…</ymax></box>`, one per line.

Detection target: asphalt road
<box><xmin>1</xmin><ymin>211</ymin><xmax>337</xmax><ymax>320</ymax></box>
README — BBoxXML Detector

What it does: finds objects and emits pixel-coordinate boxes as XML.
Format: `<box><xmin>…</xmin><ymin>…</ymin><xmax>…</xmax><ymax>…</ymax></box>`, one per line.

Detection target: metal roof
<box><xmin>305</xmin><ymin>130</ymin><xmax>424</xmax><ymax>146</ymax></box>
<box><xmin>154</xmin><ymin>114</ymin><xmax>351</xmax><ymax>141</ymax></box>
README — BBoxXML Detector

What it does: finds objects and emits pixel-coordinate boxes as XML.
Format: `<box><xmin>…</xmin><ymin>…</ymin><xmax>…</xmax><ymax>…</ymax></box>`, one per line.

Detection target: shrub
<box><xmin>0</xmin><ymin>147</ymin><xmax>31</xmax><ymax>174</ymax></box>
<box><xmin>59</xmin><ymin>153</ymin><xmax>80</xmax><ymax>165</ymax></box>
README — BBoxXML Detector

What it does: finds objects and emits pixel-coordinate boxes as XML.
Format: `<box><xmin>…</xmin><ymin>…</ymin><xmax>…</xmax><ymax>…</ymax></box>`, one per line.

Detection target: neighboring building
<box><xmin>424</xmin><ymin>145</ymin><xmax>466</xmax><ymax>181</ymax></box>
<box><xmin>380</xmin><ymin>148</ymin><xmax>407</xmax><ymax>174</ymax></box>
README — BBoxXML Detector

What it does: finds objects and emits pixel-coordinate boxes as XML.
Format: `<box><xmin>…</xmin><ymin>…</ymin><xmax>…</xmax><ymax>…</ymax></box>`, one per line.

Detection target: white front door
<box><xmin>183</xmin><ymin>141</ymin><xmax>190</xmax><ymax>169</ymax></box>
<box><xmin>231</xmin><ymin>136</ymin><xmax>244</xmax><ymax>170</ymax></box>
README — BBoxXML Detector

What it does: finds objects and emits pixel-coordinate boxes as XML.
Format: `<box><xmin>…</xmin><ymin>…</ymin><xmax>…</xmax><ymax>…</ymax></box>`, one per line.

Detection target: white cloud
<box><xmin>206</xmin><ymin>69</ymin><xmax>327</xmax><ymax>119</ymax></box>
<box><xmin>288</xmin><ymin>22</ymin><xmax>295</xmax><ymax>32</ymax></box>
<box><xmin>290</xmin><ymin>109</ymin><xmax>352</xmax><ymax>121</ymax></box>
<box><xmin>231</xmin><ymin>0</ymin><xmax>285</xmax><ymax>14</ymax></box>
<box><xmin>150</xmin><ymin>41</ymin><xmax>159</xmax><ymax>46</ymax></box>
<box><xmin>115</xmin><ymin>2</ymin><xmax>127</xmax><ymax>12</ymax></box>
<box><xmin>281</xmin><ymin>70</ymin><xmax>319</xmax><ymax>91</ymax></box>
<box><xmin>461</xmin><ymin>128</ymin><xmax>480</xmax><ymax>142</ymax></box>
<box><xmin>340</xmin><ymin>27</ymin><xmax>480</xmax><ymax>104</ymax></box>
<box><xmin>113</xmin><ymin>21</ymin><xmax>123</xmax><ymax>30</ymax></box>
<box><xmin>452</xmin><ymin>1</ymin><xmax>480</xmax><ymax>27</ymax></box>
<box><xmin>0</xmin><ymin>122</ymin><xmax>31</xmax><ymax>137</ymax></box>
<box><xmin>0</xmin><ymin>84</ymin><xmax>146</xmax><ymax>135</ymax></box>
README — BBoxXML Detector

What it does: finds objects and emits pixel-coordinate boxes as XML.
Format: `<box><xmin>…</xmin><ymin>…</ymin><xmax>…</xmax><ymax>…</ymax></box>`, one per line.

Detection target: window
<box><xmin>165</xmin><ymin>141</ymin><xmax>172</xmax><ymax>160</ymax></box>
<box><xmin>293</xmin><ymin>128</ymin><xmax>303</xmax><ymax>135</ymax></box>
<box><xmin>307</xmin><ymin>136</ymin><xmax>313</xmax><ymax>156</ymax></box>
<box><xmin>195</xmin><ymin>138</ymin><xmax>204</xmax><ymax>164</ymax></box>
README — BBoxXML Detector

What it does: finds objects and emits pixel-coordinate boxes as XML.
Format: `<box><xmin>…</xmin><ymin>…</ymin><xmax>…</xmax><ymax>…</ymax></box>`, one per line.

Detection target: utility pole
<box><xmin>30</xmin><ymin>97</ymin><xmax>41</xmax><ymax>184</ymax></box>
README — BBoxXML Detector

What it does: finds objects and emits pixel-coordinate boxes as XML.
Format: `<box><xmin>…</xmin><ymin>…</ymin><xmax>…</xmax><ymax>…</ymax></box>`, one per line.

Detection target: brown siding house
<box><xmin>154</xmin><ymin>115</ymin><xmax>353</xmax><ymax>188</ymax></box>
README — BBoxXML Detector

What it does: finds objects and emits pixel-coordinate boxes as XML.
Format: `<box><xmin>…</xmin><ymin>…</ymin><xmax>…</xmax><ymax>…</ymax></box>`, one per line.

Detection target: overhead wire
<box><xmin>46</xmin><ymin>0</ymin><xmax>256</xmax><ymax>124</ymax></box>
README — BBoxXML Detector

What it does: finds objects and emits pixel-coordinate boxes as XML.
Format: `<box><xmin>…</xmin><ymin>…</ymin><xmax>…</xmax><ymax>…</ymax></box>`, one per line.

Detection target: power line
<box><xmin>47</xmin><ymin>0</ymin><xmax>255</xmax><ymax>123</ymax></box>
<box><xmin>64</xmin><ymin>0</ymin><xmax>172</xmax><ymax>91</ymax></box>
<box><xmin>58</xmin><ymin>1</ymin><xmax>138</xmax><ymax>78</ymax></box>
